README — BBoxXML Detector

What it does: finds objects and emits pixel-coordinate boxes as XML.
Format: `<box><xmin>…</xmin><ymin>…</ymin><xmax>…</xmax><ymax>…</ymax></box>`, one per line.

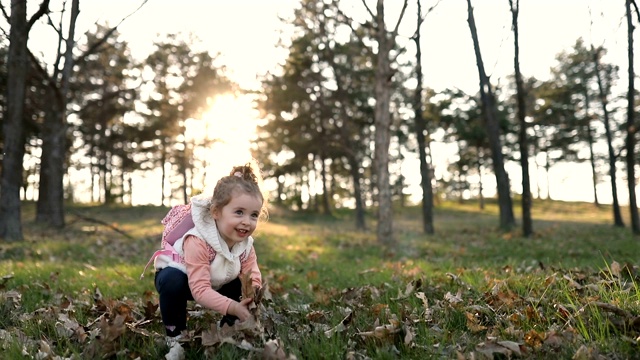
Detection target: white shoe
<box><xmin>165</xmin><ymin>334</ymin><xmax>183</xmax><ymax>347</ymax></box>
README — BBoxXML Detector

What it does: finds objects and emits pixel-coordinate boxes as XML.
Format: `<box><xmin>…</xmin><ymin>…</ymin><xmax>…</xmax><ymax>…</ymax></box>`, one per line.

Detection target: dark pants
<box><xmin>155</xmin><ymin>267</ymin><xmax>242</xmax><ymax>336</ymax></box>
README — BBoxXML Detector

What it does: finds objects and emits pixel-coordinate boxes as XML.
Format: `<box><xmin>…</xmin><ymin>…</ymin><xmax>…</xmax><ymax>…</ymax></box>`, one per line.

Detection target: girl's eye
<box><xmin>251</xmin><ymin>213</ymin><xmax>259</xmax><ymax>219</ymax></box>
<box><xmin>235</xmin><ymin>210</ymin><xmax>243</xmax><ymax>215</ymax></box>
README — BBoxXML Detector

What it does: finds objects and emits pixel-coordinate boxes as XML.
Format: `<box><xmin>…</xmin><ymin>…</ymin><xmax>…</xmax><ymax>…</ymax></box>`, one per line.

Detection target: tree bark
<box><xmin>0</xmin><ymin>0</ymin><xmax>29</xmax><ymax>241</ymax></box>
<box><xmin>372</xmin><ymin>0</ymin><xmax>404</xmax><ymax>246</ymax></box>
<box><xmin>466</xmin><ymin>0</ymin><xmax>515</xmax><ymax>230</ymax></box>
<box><xmin>320</xmin><ymin>155</ymin><xmax>332</xmax><ymax>216</ymax></box>
<box><xmin>477</xmin><ymin>159</ymin><xmax>485</xmax><ymax>210</ymax></box>
<box><xmin>510</xmin><ymin>0</ymin><xmax>533</xmax><ymax>236</ymax></box>
<box><xmin>37</xmin><ymin>93</ymin><xmax>66</xmax><ymax>227</ymax></box>
<box><xmin>593</xmin><ymin>46</ymin><xmax>625</xmax><ymax>227</ymax></box>
<box><xmin>413</xmin><ymin>0</ymin><xmax>434</xmax><ymax>234</ymax></box>
<box><xmin>626</xmin><ymin>0</ymin><xmax>640</xmax><ymax>234</ymax></box>
<box><xmin>36</xmin><ymin>0</ymin><xmax>80</xmax><ymax>227</ymax></box>
<box><xmin>346</xmin><ymin>154</ymin><xmax>366</xmax><ymax>230</ymax></box>
<box><xmin>583</xmin><ymin>90</ymin><xmax>600</xmax><ymax>207</ymax></box>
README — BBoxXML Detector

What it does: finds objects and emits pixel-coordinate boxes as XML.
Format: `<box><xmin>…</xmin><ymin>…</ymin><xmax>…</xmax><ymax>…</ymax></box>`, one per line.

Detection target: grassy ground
<box><xmin>0</xmin><ymin>199</ymin><xmax>639</xmax><ymax>359</ymax></box>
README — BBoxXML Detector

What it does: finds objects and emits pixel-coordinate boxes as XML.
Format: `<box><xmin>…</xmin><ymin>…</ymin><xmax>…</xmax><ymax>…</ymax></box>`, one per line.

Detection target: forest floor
<box><xmin>0</xmin><ymin>199</ymin><xmax>639</xmax><ymax>359</ymax></box>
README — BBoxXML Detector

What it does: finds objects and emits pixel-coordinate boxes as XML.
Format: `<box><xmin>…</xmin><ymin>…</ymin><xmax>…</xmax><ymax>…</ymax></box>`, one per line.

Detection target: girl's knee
<box><xmin>156</xmin><ymin>268</ymin><xmax>188</xmax><ymax>294</ymax></box>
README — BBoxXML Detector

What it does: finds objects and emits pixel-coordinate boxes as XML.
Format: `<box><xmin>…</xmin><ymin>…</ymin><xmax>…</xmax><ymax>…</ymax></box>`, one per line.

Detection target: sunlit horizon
<box><xmin>136</xmin><ymin>93</ymin><xmax>261</xmax><ymax>206</ymax></box>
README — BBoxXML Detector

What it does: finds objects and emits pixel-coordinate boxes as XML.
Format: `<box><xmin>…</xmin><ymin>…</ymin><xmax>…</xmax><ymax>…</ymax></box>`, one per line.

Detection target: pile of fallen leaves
<box><xmin>1</xmin><ymin>260</ymin><xmax>639</xmax><ymax>359</ymax></box>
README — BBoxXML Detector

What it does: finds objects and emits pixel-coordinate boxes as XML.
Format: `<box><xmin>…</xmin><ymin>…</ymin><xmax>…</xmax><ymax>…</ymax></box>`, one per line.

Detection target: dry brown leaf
<box><xmin>543</xmin><ymin>330</ymin><xmax>566</xmax><ymax>348</ymax></box>
<box><xmin>403</xmin><ymin>324</ymin><xmax>415</xmax><ymax>345</ymax></box>
<box><xmin>554</xmin><ymin>303</ymin><xmax>572</xmax><ymax>320</ymax></box>
<box><xmin>464</xmin><ymin>312</ymin><xmax>487</xmax><ymax>333</ymax></box>
<box><xmin>610</xmin><ymin>261</ymin><xmax>621</xmax><ymax>278</ymax></box>
<box><xmin>371</xmin><ymin>303</ymin><xmax>388</xmax><ymax>316</ymax></box>
<box><xmin>444</xmin><ymin>290</ymin><xmax>463</xmax><ymax>305</ymax></box>
<box><xmin>36</xmin><ymin>339</ymin><xmax>55</xmax><ymax>359</ymax></box>
<box><xmin>392</xmin><ymin>279</ymin><xmax>418</xmax><ymax>300</ymax></box>
<box><xmin>563</xmin><ymin>274</ymin><xmax>583</xmax><ymax>290</ymax></box>
<box><xmin>496</xmin><ymin>340</ymin><xmax>524</xmax><ymax>356</ymax></box>
<box><xmin>263</xmin><ymin>338</ymin><xmax>296</xmax><ymax>360</ymax></box>
<box><xmin>201</xmin><ymin>323</ymin><xmax>226</xmax><ymax>347</ymax></box>
<box><xmin>240</xmin><ymin>272</ymin><xmax>256</xmax><ymax>301</ymax></box>
<box><xmin>573</xmin><ymin>344</ymin><xmax>602</xmax><ymax>360</ymax></box>
<box><xmin>357</xmin><ymin>316</ymin><xmax>401</xmax><ymax>341</ymax></box>
<box><xmin>475</xmin><ymin>339</ymin><xmax>523</xmax><ymax>359</ymax></box>
<box><xmin>143</xmin><ymin>300</ymin><xmax>159</xmax><ymax>319</ymax></box>
<box><xmin>524</xmin><ymin>329</ymin><xmax>545</xmax><ymax>349</ymax></box>
<box><xmin>525</xmin><ymin>305</ymin><xmax>542</xmax><ymax>321</ymax></box>
<box><xmin>305</xmin><ymin>310</ymin><xmax>326</xmax><ymax>322</ymax></box>
<box><xmin>357</xmin><ymin>323</ymin><xmax>400</xmax><ymax>340</ymax></box>
<box><xmin>415</xmin><ymin>292</ymin><xmax>429</xmax><ymax>307</ymax></box>
<box><xmin>112</xmin><ymin>301</ymin><xmax>135</xmax><ymax>323</ymax></box>
<box><xmin>324</xmin><ymin>311</ymin><xmax>353</xmax><ymax>338</ymax></box>
<box><xmin>3</xmin><ymin>290</ymin><xmax>21</xmax><ymax>305</ymax></box>
<box><xmin>100</xmin><ymin>314</ymin><xmax>126</xmax><ymax>343</ymax></box>
<box><xmin>544</xmin><ymin>274</ymin><xmax>557</xmax><ymax>286</ymax></box>
<box><xmin>56</xmin><ymin>313</ymin><xmax>87</xmax><ymax>342</ymax></box>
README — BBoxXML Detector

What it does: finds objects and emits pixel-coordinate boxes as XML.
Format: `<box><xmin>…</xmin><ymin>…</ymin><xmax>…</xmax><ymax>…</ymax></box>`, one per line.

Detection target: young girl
<box><xmin>153</xmin><ymin>162</ymin><xmax>267</xmax><ymax>340</ymax></box>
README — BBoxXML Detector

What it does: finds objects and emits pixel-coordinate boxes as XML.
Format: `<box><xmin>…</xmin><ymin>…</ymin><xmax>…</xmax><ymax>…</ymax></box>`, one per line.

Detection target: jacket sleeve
<box><xmin>242</xmin><ymin>246</ymin><xmax>262</xmax><ymax>288</ymax></box>
<box><xmin>183</xmin><ymin>235</ymin><xmax>232</xmax><ymax>315</ymax></box>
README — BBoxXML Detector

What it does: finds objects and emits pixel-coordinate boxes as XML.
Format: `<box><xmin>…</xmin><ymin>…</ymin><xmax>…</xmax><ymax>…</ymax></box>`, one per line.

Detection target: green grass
<box><xmin>0</xmin><ymin>199</ymin><xmax>639</xmax><ymax>359</ymax></box>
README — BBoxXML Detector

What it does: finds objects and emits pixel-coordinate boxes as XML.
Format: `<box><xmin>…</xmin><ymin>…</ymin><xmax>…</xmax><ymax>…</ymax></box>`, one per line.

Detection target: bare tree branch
<box><xmin>77</xmin><ymin>0</ymin><xmax>149</xmax><ymax>61</ymax></box>
<box><xmin>0</xmin><ymin>2</ymin><xmax>8</xmax><ymax>22</ymax></box>
<box><xmin>632</xmin><ymin>0</ymin><xmax>640</xmax><ymax>23</ymax></box>
<box><xmin>361</xmin><ymin>0</ymin><xmax>375</xmax><ymax>19</ymax></box>
<box><xmin>334</xmin><ymin>7</ymin><xmax>373</xmax><ymax>55</ymax></box>
<box><xmin>410</xmin><ymin>0</ymin><xmax>442</xmax><ymax>41</ymax></box>
<box><xmin>390</xmin><ymin>0</ymin><xmax>409</xmax><ymax>36</ymax></box>
<box><xmin>27</xmin><ymin>0</ymin><xmax>50</xmax><ymax>32</ymax></box>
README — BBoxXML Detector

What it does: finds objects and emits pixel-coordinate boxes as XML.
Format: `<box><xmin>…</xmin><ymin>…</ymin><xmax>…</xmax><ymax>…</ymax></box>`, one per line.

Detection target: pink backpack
<box><xmin>140</xmin><ymin>204</ymin><xmax>195</xmax><ymax>279</ymax></box>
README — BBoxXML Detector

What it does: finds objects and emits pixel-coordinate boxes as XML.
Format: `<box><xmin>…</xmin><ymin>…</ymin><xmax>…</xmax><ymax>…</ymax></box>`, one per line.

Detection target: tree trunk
<box><xmin>372</xmin><ymin>0</ymin><xmax>407</xmax><ymax>246</ymax></box>
<box><xmin>127</xmin><ymin>174</ymin><xmax>133</xmax><ymax>205</ymax></box>
<box><xmin>0</xmin><ymin>0</ymin><xmax>28</xmax><ymax>241</ymax></box>
<box><xmin>320</xmin><ymin>155</ymin><xmax>332</xmax><ymax>216</ymax></box>
<box><xmin>37</xmin><ymin>93</ymin><xmax>66</xmax><ymax>227</ymax></box>
<box><xmin>593</xmin><ymin>46</ymin><xmax>625</xmax><ymax>227</ymax></box>
<box><xmin>413</xmin><ymin>0</ymin><xmax>434</xmax><ymax>234</ymax></box>
<box><xmin>466</xmin><ymin>0</ymin><xmax>515</xmax><ymax>230</ymax></box>
<box><xmin>477</xmin><ymin>159</ymin><xmax>485</xmax><ymax>210</ymax></box>
<box><xmin>583</xmin><ymin>89</ymin><xmax>600</xmax><ymax>207</ymax></box>
<box><xmin>161</xmin><ymin>148</ymin><xmax>167</xmax><ymax>206</ymax></box>
<box><xmin>510</xmin><ymin>0</ymin><xmax>533</xmax><ymax>236</ymax></box>
<box><xmin>544</xmin><ymin>152</ymin><xmax>551</xmax><ymax>199</ymax></box>
<box><xmin>626</xmin><ymin>0</ymin><xmax>640</xmax><ymax>234</ymax></box>
<box><xmin>324</xmin><ymin>41</ymin><xmax>366</xmax><ymax>230</ymax></box>
<box><xmin>37</xmin><ymin>0</ymin><xmax>80</xmax><ymax>228</ymax></box>
<box><xmin>102</xmin><ymin>153</ymin><xmax>111</xmax><ymax>204</ymax></box>
<box><xmin>347</xmin><ymin>154</ymin><xmax>366</xmax><ymax>230</ymax></box>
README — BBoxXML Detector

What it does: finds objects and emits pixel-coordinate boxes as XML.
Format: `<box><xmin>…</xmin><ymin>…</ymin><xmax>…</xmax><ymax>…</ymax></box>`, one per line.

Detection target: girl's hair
<box><xmin>210</xmin><ymin>159</ymin><xmax>268</xmax><ymax>221</ymax></box>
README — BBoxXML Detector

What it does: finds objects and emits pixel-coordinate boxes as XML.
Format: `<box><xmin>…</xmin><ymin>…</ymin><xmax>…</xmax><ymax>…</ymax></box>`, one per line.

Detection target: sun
<box><xmin>186</xmin><ymin>93</ymin><xmax>259</xmax><ymax>191</ymax></box>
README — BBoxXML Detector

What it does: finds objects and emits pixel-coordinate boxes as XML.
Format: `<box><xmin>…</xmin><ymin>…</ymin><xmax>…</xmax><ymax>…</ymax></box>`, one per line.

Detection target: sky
<box><xmin>66</xmin><ymin>0</ymin><xmax>626</xmax><ymax>93</ymax></box>
<box><xmin>20</xmin><ymin>0</ymin><xmax>634</xmax><ymax>205</ymax></box>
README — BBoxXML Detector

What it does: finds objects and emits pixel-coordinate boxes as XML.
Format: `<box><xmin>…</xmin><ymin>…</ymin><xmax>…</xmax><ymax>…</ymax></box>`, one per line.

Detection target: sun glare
<box><xmin>186</xmin><ymin>94</ymin><xmax>259</xmax><ymax>193</ymax></box>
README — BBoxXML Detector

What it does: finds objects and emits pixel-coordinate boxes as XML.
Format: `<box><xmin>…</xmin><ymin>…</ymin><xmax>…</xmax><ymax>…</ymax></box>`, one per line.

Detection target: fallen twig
<box><xmin>69</xmin><ymin>210</ymin><xmax>134</xmax><ymax>239</ymax></box>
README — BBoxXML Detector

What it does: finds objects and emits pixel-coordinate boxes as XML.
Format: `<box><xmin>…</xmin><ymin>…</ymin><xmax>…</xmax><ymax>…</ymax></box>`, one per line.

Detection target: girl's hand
<box><xmin>228</xmin><ymin>297</ymin><xmax>254</xmax><ymax>321</ymax></box>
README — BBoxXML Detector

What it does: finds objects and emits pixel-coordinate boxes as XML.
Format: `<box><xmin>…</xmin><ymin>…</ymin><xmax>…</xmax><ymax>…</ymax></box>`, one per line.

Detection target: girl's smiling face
<box><xmin>213</xmin><ymin>191</ymin><xmax>263</xmax><ymax>249</ymax></box>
